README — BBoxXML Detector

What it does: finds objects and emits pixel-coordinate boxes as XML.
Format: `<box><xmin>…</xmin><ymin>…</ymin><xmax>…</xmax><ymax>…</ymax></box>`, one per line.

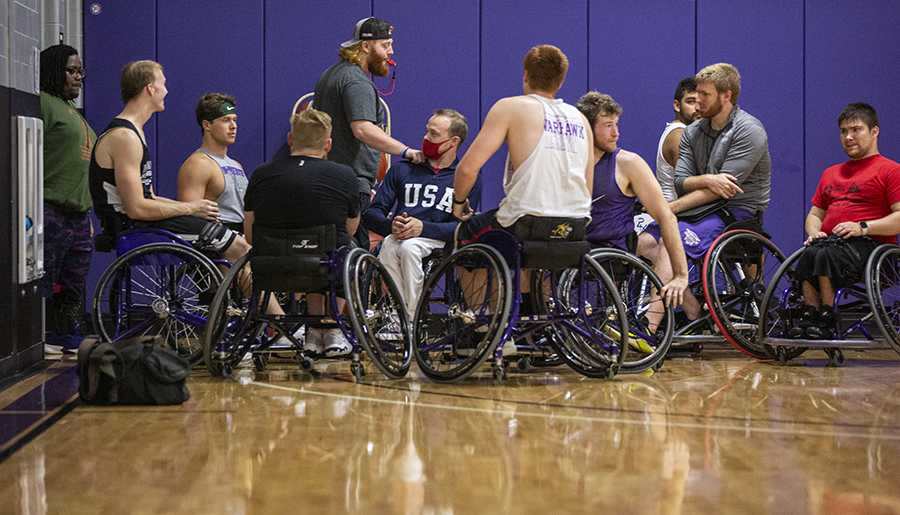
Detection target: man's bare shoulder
<box><xmin>616</xmin><ymin>148</ymin><xmax>650</xmax><ymax>168</ymax></box>
<box><xmin>97</xmin><ymin>126</ymin><xmax>141</xmax><ymax>149</ymax></box>
<box><xmin>179</xmin><ymin>151</ymin><xmax>220</xmax><ymax>174</ymax></box>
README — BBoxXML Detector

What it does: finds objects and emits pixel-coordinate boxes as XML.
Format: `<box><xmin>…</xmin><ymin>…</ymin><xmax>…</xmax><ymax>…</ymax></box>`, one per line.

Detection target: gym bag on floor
<box><xmin>77</xmin><ymin>335</ymin><xmax>191</xmax><ymax>405</ymax></box>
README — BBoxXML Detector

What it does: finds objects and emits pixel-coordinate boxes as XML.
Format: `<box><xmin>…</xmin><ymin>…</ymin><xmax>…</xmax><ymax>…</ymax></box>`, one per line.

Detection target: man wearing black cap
<box><xmin>314</xmin><ymin>16</ymin><xmax>424</xmax><ymax>249</ymax></box>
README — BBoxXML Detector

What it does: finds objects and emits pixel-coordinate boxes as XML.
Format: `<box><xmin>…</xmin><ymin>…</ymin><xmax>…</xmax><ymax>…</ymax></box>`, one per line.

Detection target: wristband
<box><xmin>453</xmin><ymin>196</ymin><xmax>467</xmax><ymax>205</ymax></box>
<box><xmin>400</xmin><ymin>147</ymin><xmax>409</xmax><ymax>158</ymax></box>
<box><xmin>860</xmin><ymin>221</ymin><xmax>868</xmax><ymax>236</ymax></box>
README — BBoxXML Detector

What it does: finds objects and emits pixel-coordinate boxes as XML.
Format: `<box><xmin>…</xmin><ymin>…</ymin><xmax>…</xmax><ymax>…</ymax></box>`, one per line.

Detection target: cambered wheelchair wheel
<box><xmin>867</xmin><ymin>245</ymin><xmax>900</xmax><ymax>354</ymax></box>
<box><xmin>555</xmin><ymin>256</ymin><xmax>628</xmax><ymax>378</ymax></box>
<box><xmin>757</xmin><ymin>248</ymin><xmax>808</xmax><ymax>362</ymax></box>
<box><xmin>345</xmin><ymin>248</ymin><xmax>412</xmax><ymax>379</ymax></box>
<box><xmin>703</xmin><ymin>230</ymin><xmax>787</xmax><ymax>358</ymax></box>
<box><xmin>93</xmin><ymin>242</ymin><xmax>223</xmax><ymax>364</ymax></box>
<box><xmin>203</xmin><ymin>253</ymin><xmax>264</xmax><ymax>376</ymax></box>
<box><xmin>413</xmin><ymin>244</ymin><xmax>511</xmax><ymax>383</ymax></box>
<box><xmin>588</xmin><ymin>249</ymin><xmax>673</xmax><ymax>374</ymax></box>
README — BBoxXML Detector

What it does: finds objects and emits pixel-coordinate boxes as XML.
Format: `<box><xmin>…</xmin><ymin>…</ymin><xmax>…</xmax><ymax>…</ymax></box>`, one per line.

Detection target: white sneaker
<box><xmin>271</xmin><ymin>326</ymin><xmax>306</xmax><ymax>348</ymax></box>
<box><xmin>377</xmin><ymin>313</ymin><xmax>404</xmax><ymax>341</ymax></box>
<box><xmin>324</xmin><ymin>329</ymin><xmax>351</xmax><ymax>357</ymax></box>
<box><xmin>500</xmin><ymin>338</ymin><xmax>517</xmax><ymax>357</ymax></box>
<box><xmin>303</xmin><ymin>327</ymin><xmax>325</xmax><ymax>356</ymax></box>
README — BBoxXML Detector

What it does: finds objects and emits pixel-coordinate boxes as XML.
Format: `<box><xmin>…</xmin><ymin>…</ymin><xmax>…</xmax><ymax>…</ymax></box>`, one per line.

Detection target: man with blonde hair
<box><xmin>637</xmin><ymin>62</ymin><xmax>771</xmax><ymax>324</ymax></box>
<box><xmin>243</xmin><ymin>109</ymin><xmax>360</xmax><ymax>358</ymax></box>
<box><xmin>314</xmin><ymin>16</ymin><xmax>425</xmax><ymax>248</ymax></box>
<box><xmin>90</xmin><ymin>60</ymin><xmax>249</xmax><ymax>265</ymax></box>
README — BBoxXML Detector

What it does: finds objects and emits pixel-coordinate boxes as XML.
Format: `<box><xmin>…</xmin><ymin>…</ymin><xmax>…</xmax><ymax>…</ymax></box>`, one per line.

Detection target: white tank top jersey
<box><xmin>496</xmin><ymin>94</ymin><xmax>592</xmax><ymax>227</ymax></box>
<box><xmin>655</xmin><ymin>121</ymin><xmax>686</xmax><ymax>202</ymax></box>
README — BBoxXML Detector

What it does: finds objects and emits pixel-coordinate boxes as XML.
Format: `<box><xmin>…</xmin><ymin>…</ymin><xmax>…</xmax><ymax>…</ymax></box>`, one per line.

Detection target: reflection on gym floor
<box><xmin>1</xmin><ymin>344</ymin><xmax>899</xmax><ymax>514</ymax></box>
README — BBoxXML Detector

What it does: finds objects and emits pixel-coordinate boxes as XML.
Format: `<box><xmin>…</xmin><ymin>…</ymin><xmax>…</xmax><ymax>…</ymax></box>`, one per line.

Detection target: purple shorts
<box><xmin>642</xmin><ymin>208</ymin><xmax>753</xmax><ymax>259</ymax></box>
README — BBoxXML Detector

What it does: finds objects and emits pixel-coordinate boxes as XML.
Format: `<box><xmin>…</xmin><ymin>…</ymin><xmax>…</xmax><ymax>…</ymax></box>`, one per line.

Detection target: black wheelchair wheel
<box><xmin>202</xmin><ymin>253</ymin><xmax>263</xmax><ymax>376</ymax></box>
<box><xmin>93</xmin><ymin>242</ymin><xmax>223</xmax><ymax>365</ymax></box>
<box><xmin>703</xmin><ymin>230</ymin><xmax>787</xmax><ymax>358</ymax></box>
<box><xmin>867</xmin><ymin>245</ymin><xmax>900</xmax><ymax>354</ymax></box>
<box><xmin>554</xmin><ymin>255</ymin><xmax>628</xmax><ymax>378</ymax></box>
<box><xmin>587</xmin><ymin>249</ymin><xmax>673</xmax><ymax>374</ymax></box>
<box><xmin>345</xmin><ymin>248</ymin><xmax>412</xmax><ymax>379</ymax></box>
<box><xmin>757</xmin><ymin>248</ymin><xmax>808</xmax><ymax>362</ymax></box>
<box><xmin>413</xmin><ymin>244</ymin><xmax>511</xmax><ymax>383</ymax></box>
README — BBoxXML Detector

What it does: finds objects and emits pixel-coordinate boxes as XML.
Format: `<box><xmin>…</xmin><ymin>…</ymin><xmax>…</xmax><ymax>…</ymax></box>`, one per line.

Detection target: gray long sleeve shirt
<box><xmin>674</xmin><ymin>105</ymin><xmax>771</xmax><ymax>214</ymax></box>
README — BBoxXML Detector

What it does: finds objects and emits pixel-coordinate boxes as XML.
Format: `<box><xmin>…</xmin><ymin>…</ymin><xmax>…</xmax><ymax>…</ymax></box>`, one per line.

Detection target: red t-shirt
<box><xmin>812</xmin><ymin>154</ymin><xmax>900</xmax><ymax>245</ymax></box>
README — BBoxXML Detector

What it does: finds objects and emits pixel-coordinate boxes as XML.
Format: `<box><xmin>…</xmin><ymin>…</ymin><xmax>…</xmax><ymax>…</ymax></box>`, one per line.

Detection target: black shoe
<box><xmin>806</xmin><ymin>308</ymin><xmax>835</xmax><ymax>340</ymax></box>
<box><xmin>787</xmin><ymin>306</ymin><xmax>818</xmax><ymax>339</ymax></box>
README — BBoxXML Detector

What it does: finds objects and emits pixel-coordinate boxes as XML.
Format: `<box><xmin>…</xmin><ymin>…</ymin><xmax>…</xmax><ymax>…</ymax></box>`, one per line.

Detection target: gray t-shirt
<box><xmin>313</xmin><ymin>59</ymin><xmax>384</xmax><ymax>194</ymax></box>
<box><xmin>674</xmin><ymin>105</ymin><xmax>771</xmax><ymax>214</ymax></box>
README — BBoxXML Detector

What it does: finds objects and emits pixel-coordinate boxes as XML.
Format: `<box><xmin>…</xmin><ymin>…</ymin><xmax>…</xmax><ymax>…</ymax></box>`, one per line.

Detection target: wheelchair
<box><xmin>559</xmin><ymin>247</ymin><xmax>675</xmax><ymax>374</ymax></box>
<box><xmin>663</xmin><ymin>215</ymin><xmax>788</xmax><ymax>359</ymax></box>
<box><xmin>201</xmin><ymin>224</ymin><xmax>413</xmax><ymax>380</ymax></box>
<box><xmin>413</xmin><ymin>216</ymin><xmax>629</xmax><ymax>384</ymax></box>
<box><xmin>92</xmin><ymin>224</ymin><xmax>226</xmax><ymax>364</ymax></box>
<box><xmin>758</xmin><ymin>242</ymin><xmax>900</xmax><ymax>366</ymax></box>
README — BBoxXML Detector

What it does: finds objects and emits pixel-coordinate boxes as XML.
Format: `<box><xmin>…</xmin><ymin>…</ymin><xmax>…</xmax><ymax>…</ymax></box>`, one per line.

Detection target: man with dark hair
<box><xmin>363</xmin><ymin>109</ymin><xmax>482</xmax><ymax>321</ymax></box>
<box><xmin>656</xmin><ymin>77</ymin><xmax>700</xmax><ymax>202</ymax></box>
<box><xmin>244</xmin><ymin>109</ymin><xmax>360</xmax><ymax>357</ymax></box>
<box><xmin>575</xmin><ymin>92</ymin><xmax>688</xmax><ymax>309</ymax></box>
<box><xmin>40</xmin><ymin>44</ymin><xmax>96</xmax><ymax>352</ymax></box>
<box><xmin>314</xmin><ymin>17</ymin><xmax>424</xmax><ymax>249</ymax></box>
<box><xmin>89</xmin><ymin>60</ymin><xmax>249</xmax><ymax>266</ymax></box>
<box><xmin>788</xmin><ymin>103</ymin><xmax>900</xmax><ymax>339</ymax></box>
<box><xmin>637</xmin><ymin>62</ymin><xmax>771</xmax><ymax>324</ymax></box>
<box><xmin>177</xmin><ymin>93</ymin><xmax>248</xmax><ymax>234</ymax></box>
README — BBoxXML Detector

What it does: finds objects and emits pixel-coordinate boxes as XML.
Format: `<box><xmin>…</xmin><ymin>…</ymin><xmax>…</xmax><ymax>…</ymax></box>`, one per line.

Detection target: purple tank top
<box><xmin>585</xmin><ymin>148</ymin><xmax>636</xmax><ymax>249</ymax></box>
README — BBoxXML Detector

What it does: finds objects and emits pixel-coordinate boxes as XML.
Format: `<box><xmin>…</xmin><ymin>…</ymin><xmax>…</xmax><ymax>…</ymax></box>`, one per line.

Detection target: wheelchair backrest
<box><xmin>250</xmin><ymin>224</ymin><xmax>337</xmax><ymax>293</ymax></box>
<box><xmin>474</xmin><ymin>216</ymin><xmax>591</xmax><ymax>270</ymax></box>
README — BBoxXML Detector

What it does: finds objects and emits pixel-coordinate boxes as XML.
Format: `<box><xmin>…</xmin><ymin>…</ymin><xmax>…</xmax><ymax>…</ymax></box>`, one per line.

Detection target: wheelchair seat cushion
<box><xmin>520</xmin><ymin>241</ymin><xmax>592</xmax><ymax>269</ymax></box>
<box><xmin>511</xmin><ymin>215</ymin><xmax>588</xmax><ymax>242</ymax></box>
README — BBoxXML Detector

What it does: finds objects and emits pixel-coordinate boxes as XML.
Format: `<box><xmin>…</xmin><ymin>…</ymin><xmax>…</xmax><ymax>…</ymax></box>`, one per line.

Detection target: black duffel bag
<box><xmin>77</xmin><ymin>335</ymin><xmax>191</xmax><ymax>405</ymax></box>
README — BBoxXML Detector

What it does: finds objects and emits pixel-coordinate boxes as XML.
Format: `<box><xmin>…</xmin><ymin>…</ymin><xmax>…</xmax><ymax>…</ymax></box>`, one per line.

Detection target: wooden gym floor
<box><xmin>0</xmin><ymin>343</ymin><xmax>899</xmax><ymax>515</ymax></box>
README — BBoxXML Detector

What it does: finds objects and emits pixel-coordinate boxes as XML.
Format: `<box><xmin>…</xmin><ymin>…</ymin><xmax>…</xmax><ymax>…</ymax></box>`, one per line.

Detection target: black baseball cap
<box><xmin>341</xmin><ymin>17</ymin><xmax>392</xmax><ymax>48</ymax></box>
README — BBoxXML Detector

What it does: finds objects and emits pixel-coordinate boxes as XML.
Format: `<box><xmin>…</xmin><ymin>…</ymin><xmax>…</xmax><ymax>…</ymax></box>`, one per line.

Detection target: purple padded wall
<box><xmin>805</xmin><ymin>1</ymin><xmax>900</xmax><ymax>210</ymax></box>
<box><xmin>589</xmin><ymin>0</ymin><xmax>695</xmax><ymax>167</ymax></box>
<box><xmin>263</xmin><ymin>0</ymin><xmax>371</xmax><ymax>161</ymax></box>
<box><xmin>374</xmin><ymin>0</ymin><xmax>481</xmax><ymax>167</ymax></box>
<box><xmin>698</xmin><ymin>0</ymin><xmax>805</xmax><ymax>252</ymax></box>
<box><xmin>479</xmin><ymin>0</ymin><xmax>589</xmax><ymax>212</ymax></box>
<box><xmin>155</xmin><ymin>0</ymin><xmax>265</xmax><ymax>199</ymax></box>
<box><xmin>83</xmin><ymin>1</ymin><xmax>157</xmax><ymax>309</ymax></box>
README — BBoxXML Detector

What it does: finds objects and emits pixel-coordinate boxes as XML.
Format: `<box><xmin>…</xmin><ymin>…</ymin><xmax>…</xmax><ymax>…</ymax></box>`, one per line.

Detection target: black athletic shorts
<box><xmin>794</xmin><ymin>235</ymin><xmax>879</xmax><ymax>291</ymax></box>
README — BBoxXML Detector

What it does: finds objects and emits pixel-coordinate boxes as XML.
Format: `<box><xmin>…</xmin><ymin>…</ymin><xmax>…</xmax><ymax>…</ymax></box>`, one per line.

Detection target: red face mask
<box><xmin>422</xmin><ymin>137</ymin><xmax>453</xmax><ymax>160</ymax></box>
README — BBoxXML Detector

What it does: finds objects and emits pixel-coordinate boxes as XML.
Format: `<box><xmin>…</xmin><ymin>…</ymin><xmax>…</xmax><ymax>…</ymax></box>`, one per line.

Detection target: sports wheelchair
<box><xmin>92</xmin><ymin>224</ymin><xmax>227</xmax><ymax>364</ymax></box>
<box><xmin>758</xmin><ymin>242</ymin><xmax>900</xmax><ymax>366</ymax></box>
<box><xmin>413</xmin><ymin>216</ymin><xmax>629</xmax><ymax>384</ymax></box>
<box><xmin>558</xmin><ymin>247</ymin><xmax>675</xmax><ymax>374</ymax></box>
<box><xmin>201</xmin><ymin>224</ymin><xmax>412</xmax><ymax>380</ymax></box>
<box><xmin>661</xmin><ymin>213</ymin><xmax>788</xmax><ymax>359</ymax></box>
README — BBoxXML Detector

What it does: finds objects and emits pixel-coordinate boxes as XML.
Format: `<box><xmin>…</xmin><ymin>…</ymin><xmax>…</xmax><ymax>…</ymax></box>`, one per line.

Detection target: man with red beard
<box><xmin>314</xmin><ymin>17</ymin><xmax>424</xmax><ymax>249</ymax></box>
<box><xmin>636</xmin><ymin>62</ymin><xmax>771</xmax><ymax>325</ymax></box>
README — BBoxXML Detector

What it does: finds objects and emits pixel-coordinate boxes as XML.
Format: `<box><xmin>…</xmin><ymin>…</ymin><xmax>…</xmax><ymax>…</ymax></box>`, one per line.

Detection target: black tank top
<box><xmin>89</xmin><ymin>118</ymin><xmax>153</xmax><ymax>222</ymax></box>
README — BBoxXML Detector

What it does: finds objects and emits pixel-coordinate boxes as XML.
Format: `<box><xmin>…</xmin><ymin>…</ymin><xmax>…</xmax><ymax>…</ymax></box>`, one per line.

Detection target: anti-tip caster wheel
<box><xmin>252</xmin><ymin>353</ymin><xmax>269</xmax><ymax>372</ymax></box>
<box><xmin>222</xmin><ymin>364</ymin><xmax>234</xmax><ymax>378</ymax></box>
<box><xmin>351</xmin><ymin>362</ymin><xmax>365</xmax><ymax>381</ymax></box>
<box><xmin>606</xmin><ymin>364</ymin><xmax>619</xmax><ymax>380</ymax></box>
<box><xmin>651</xmin><ymin>357</ymin><xmax>665</xmax><ymax>372</ymax></box>
<box><xmin>776</xmin><ymin>347</ymin><xmax>788</xmax><ymax>366</ymax></box>
<box><xmin>299</xmin><ymin>355</ymin><xmax>314</xmax><ymax>371</ymax></box>
<box><xmin>825</xmin><ymin>348</ymin><xmax>844</xmax><ymax>367</ymax></box>
<box><xmin>516</xmin><ymin>357</ymin><xmax>533</xmax><ymax>373</ymax></box>
<box><xmin>493</xmin><ymin>366</ymin><xmax>506</xmax><ymax>385</ymax></box>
